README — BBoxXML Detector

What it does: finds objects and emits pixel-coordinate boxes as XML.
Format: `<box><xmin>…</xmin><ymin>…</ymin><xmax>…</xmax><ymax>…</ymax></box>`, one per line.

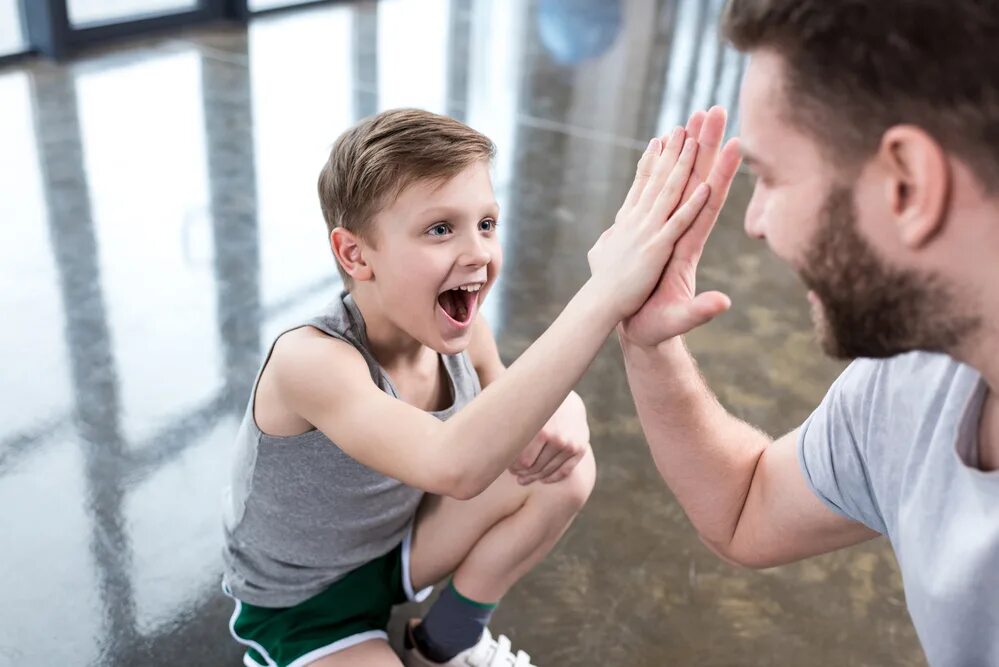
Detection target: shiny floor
<box><xmin>0</xmin><ymin>1</ymin><xmax>925</xmax><ymax>665</ymax></box>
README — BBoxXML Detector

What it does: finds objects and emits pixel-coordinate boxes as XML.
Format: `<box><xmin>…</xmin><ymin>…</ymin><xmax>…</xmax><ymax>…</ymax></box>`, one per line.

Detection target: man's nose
<box><xmin>744</xmin><ymin>195</ymin><xmax>766</xmax><ymax>240</ymax></box>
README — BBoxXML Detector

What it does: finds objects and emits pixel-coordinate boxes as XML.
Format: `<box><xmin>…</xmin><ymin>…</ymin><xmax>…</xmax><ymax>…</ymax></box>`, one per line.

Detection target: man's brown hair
<box><xmin>723</xmin><ymin>0</ymin><xmax>999</xmax><ymax>190</ymax></box>
<box><xmin>318</xmin><ymin>108</ymin><xmax>495</xmax><ymax>283</ymax></box>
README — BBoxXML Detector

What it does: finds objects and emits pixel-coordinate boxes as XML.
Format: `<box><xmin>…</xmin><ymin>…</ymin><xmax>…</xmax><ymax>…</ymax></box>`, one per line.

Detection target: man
<box><xmin>621</xmin><ymin>2</ymin><xmax>999</xmax><ymax>665</ymax></box>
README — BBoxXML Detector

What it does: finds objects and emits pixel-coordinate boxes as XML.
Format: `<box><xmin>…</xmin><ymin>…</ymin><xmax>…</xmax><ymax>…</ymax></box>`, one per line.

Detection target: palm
<box><xmin>621</xmin><ymin>258</ymin><xmax>698</xmax><ymax>342</ymax></box>
<box><xmin>619</xmin><ymin>108</ymin><xmax>742</xmax><ymax>347</ymax></box>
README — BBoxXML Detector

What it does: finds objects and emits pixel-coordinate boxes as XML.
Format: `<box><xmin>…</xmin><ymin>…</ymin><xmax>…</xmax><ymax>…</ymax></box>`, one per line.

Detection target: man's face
<box><xmin>738</xmin><ymin>50</ymin><xmax>976</xmax><ymax>359</ymax></box>
<box><xmin>361</xmin><ymin>161</ymin><xmax>502</xmax><ymax>355</ymax></box>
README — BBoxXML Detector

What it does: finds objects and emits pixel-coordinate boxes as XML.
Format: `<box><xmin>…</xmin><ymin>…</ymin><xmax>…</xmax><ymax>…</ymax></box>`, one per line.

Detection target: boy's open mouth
<box><xmin>437</xmin><ymin>282</ymin><xmax>482</xmax><ymax>326</ymax></box>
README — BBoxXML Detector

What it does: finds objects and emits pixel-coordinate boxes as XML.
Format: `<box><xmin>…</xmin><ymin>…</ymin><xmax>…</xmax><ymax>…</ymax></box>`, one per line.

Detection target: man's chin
<box><xmin>810</xmin><ymin>303</ymin><xmax>854</xmax><ymax>360</ymax></box>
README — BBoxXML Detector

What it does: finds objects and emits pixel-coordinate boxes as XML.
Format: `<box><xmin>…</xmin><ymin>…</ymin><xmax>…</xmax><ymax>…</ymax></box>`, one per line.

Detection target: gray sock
<box><xmin>412</xmin><ymin>580</ymin><xmax>498</xmax><ymax>662</ymax></box>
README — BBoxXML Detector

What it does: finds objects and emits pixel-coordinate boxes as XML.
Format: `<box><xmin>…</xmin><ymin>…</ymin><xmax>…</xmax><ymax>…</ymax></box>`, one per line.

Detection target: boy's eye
<box><xmin>428</xmin><ymin>223</ymin><xmax>451</xmax><ymax>237</ymax></box>
<box><xmin>478</xmin><ymin>218</ymin><xmax>497</xmax><ymax>232</ymax></box>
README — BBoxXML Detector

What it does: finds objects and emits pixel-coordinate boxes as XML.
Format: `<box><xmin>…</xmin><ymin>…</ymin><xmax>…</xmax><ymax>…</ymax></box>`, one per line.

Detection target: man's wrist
<box><xmin>619</xmin><ymin>329</ymin><xmax>686</xmax><ymax>361</ymax></box>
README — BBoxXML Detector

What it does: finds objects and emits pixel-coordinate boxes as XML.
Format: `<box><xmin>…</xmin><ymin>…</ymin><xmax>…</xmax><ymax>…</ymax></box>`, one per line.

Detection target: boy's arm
<box><xmin>467</xmin><ymin>316</ymin><xmax>590</xmax><ymax>485</ymax></box>
<box><xmin>274</xmin><ymin>284</ymin><xmax>614</xmax><ymax>499</ymax></box>
<box><xmin>276</xmin><ymin>130</ymin><xmax>709</xmax><ymax>500</ymax></box>
<box><xmin>466</xmin><ymin>315</ymin><xmax>506</xmax><ymax>388</ymax></box>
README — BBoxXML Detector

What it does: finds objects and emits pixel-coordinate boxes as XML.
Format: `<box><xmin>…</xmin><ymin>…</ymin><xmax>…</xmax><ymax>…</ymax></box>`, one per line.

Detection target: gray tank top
<box><xmin>222</xmin><ymin>291</ymin><xmax>481</xmax><ymax>607</ymax></box>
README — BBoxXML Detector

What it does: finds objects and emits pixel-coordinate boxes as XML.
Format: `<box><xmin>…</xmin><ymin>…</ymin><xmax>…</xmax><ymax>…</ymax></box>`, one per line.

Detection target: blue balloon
<box><xmin>537</xmin><ymin>0</ymin><xmax>623</xmax><ymax>65</ymax></box>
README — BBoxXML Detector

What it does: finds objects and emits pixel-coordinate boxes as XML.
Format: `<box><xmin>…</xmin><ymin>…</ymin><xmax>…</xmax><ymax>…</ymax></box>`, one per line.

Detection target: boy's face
<box><xmin>362</xmin><ymin>161</ymin><xmax>502</xmax><ymax>355</ymax></box>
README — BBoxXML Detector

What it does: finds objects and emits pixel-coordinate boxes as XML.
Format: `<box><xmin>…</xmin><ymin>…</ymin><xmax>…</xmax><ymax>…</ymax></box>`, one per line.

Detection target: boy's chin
<box><xmin>428</xmin><ymin>330</ymin><xmax>473</xmax><ymax>356</ymax></box>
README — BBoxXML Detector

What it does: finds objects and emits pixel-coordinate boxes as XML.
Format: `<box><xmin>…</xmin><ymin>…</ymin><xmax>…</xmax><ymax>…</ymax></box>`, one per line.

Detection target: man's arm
<box><xmin>617</xmin><ymin>107</ymin><xmax>876</xmax><ymax>566</ymax></box>
<box><xmin>622</xmin><ymin>336</ymin><xmax>877</xmax><ymax>568</ymax></box>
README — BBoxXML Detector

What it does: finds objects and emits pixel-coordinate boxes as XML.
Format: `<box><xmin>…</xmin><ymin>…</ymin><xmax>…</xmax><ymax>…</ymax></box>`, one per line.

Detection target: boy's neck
<box><xmin>350</xmin><ymin>287</ymin><xmax>433</xmax><ymax>368</ymax></box>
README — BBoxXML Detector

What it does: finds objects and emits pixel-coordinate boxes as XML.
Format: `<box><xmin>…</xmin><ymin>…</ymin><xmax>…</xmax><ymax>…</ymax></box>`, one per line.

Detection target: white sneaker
<box><xmin>403</xmin><ymin>620</ymin><xmax>537</xmax><ymax>667</ymax></box>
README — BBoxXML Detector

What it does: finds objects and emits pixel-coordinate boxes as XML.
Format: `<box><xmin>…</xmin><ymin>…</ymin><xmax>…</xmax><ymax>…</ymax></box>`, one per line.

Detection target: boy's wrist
<box><xmin>575</xmin><ymin>277</ymin><xmax>629</xmax><ymax>332</ymax></box>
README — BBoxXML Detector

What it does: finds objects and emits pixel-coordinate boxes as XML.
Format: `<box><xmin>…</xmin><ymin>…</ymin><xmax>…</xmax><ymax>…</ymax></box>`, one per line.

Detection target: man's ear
<box><xmin>330</xmin><ymin>227</ymin><xmax>373</xmax><ymax>281</ymax></box>
<box><xmin>877</xmin><ymin>124</ymin><xmax>951</xmax><ymax>249</ymax></box>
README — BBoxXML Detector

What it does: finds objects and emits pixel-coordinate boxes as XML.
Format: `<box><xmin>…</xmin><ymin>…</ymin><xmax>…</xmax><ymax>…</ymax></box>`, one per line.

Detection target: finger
<box><xmin>698</xmin><ymin>106</ymin><xmax>727</xmax><ymax>155</ymax></box>
<box><xmin>637</xmin><ymin>128</ymin><xmax>687</xmax><ymax>212</ymax></box>
<box><xmin>651</xmin><ymin>135</ymin><xmax>702</xmax><ymax>222</ymax></box>
<box><xmin>657</xmin><ymin>182</ymin><xmax>710</xmax><ymax>247</ymax></box>
<box><xmin>541</xmin><ymin>451</ymin><xmax>583</xmax><ymax>484</ymax></box>
<box><xmin>526</xmin><ymin>450</ymin><xmax>574</xmax><ymax>485</ymax></box>
<box><xmin>661</xmin><ymin>290</ymin><xmax>732</xmax><ymax>335</ymax></box>
<box><xmin>542</xmin><ymin>468</ymin><xmax>571</xmax><ymax>484</ymax></box>
<box><xmin>511</xmin><ymin>434</ymin><xmax>546</xmax><ymax>473</ymax></box>
<box><xmin>539</xmin><ymin>450</ymin><xmax>573</xmax><ymax>479</ymax></box>
<box><xmin>622</xmin><ymin>137</ymin><xmax>663</xmax><ymax>210</ymax></box>
<box><xmin>681</xmin><ymin>106</ymin><xmax>728</xmax><ymax>203</ymax></box>
<box><xmin>519</xmin><ymin>443</ymin><xmax>560</xmax><ymax>482</ymax></box>
<box><xmin>685</xmin><ymin>109</ymin><xmax>707</xmax><ymax>140</ymax></box>
<box><xmin>542</xmin><ymin>464</ymin><xmax>576</xmax><ymax>484</ymax></box>
<box><xmin>676</xmin><ymin>137</ymin><xmax>743</xmax><ymax>261</ymax></box>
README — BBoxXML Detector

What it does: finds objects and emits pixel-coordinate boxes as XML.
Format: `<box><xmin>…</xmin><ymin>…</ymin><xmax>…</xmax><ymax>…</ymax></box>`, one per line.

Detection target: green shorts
<box><xmin>225</xmin><ymin>530</ymin><xmax>433</xmax><ymax>667</ymax></box>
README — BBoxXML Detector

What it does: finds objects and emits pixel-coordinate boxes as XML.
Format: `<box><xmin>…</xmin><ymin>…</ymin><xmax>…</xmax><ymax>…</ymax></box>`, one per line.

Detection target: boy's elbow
<box><xmin>445</xmin><ymin>471</ymin><xmax>490</xmax><ymax>500</ymax></box>
<box><xmin>427</xmin><ymin>460</ymin><xmax>487</xmax><ymax>500</ymax></box>
<box><xmin>447</xmin><ymin>482</ymin><xmax>484</xmax><ymax>501</ymax></box>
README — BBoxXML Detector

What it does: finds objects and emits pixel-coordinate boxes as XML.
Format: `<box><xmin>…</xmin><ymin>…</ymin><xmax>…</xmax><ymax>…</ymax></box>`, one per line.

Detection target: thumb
<box><xmin>664</xmin><ymin>291</ymin><xmax>731</xmax><ymax>335</ymax></box>
<box><xmin>513</xmin><ymin>432</ymin><xmax>546</xmax><ymax>471</ymax></box>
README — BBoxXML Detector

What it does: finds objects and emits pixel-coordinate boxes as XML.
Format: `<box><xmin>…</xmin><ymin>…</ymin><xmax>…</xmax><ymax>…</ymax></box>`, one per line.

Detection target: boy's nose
<box><xmin>459</xmin><ymin>237</ymin><xmax>491</xmax><ymax>266</ymax></box>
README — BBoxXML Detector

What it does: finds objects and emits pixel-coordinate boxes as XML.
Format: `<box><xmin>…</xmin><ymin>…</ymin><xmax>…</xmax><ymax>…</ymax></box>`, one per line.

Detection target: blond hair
<box><xmin>318</xmin><ymin>108</ymin><xmax>495</xmax><ymax>283</ymax></box>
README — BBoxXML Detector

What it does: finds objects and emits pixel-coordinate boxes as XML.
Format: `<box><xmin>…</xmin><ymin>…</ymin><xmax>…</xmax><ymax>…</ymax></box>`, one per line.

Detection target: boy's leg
<box><xmin>406</xmin><ymin>446</ymin><xmax>595</xmax><ymax>660</ymax></box>
<box><xmin>305</xmin><ymin>638</ymin><xmax>402</xmax><ymax>666</ymax></box>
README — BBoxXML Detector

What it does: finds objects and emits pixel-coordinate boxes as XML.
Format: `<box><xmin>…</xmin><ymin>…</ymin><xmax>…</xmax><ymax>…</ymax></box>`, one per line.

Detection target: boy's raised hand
<box><xmin>618</xmin><ymin>107</ymin><xmax>743</xmax><ymax>348</ymax></box>
<box><xmin>586</xmin><ymin>128</ymin><xmax>711</xmax><ymax>324</ymax></box>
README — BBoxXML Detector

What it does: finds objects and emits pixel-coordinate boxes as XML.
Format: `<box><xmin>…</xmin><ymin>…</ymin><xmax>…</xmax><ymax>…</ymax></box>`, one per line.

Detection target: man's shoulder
<box><xmin>799</xmin><ymin>352</ymin><xmax>977</xmax><ymax>533</ymax></box>
<box><xmin>814</xmin><ymin>351</ymin><xmax>972</xmax><ymax>455</ymax></box>
<box><xmin>837</xmin><ymin>351</ymin><xmax>966</xmax><ymax>402</ymax></box>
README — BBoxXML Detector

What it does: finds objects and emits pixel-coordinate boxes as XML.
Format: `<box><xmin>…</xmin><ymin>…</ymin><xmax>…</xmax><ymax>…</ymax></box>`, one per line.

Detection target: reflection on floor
<box><xmin>0</xmin><ymin>1</ymin><xmax>924</xmax><ymax>665</ymax></box>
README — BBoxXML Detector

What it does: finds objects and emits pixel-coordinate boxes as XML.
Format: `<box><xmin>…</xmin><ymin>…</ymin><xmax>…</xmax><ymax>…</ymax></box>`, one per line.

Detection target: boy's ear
<box><xmin>330</xmin><ymin>227</ymin><xmax>374</xmax><ymax>281</ymax></box>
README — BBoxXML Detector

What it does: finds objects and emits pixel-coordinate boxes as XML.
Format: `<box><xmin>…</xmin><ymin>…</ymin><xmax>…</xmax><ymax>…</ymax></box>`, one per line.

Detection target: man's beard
<box><xmin>798</xmin><ymin>185</ymin><xmax>979</xmax><ymax>359</ymax></box>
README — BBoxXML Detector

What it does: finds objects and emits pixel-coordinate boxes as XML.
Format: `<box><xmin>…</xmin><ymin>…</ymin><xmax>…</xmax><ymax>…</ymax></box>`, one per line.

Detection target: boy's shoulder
<box><xmin>270</xmin><ymin>325</ymin><xmax>372</xmax><ymax>391</ymax></box>
<box><xmin>255</xmin><ymin>326</ymin><xmax>374</xmax><ymax>437</ymax></box>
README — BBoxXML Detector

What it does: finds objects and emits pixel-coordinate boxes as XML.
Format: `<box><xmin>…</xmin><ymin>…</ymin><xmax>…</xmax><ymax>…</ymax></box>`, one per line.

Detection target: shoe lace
<box><xmin>468</xmin><ymin>629</ymin><xmax>534</xmax><ymax>667</ymax></box>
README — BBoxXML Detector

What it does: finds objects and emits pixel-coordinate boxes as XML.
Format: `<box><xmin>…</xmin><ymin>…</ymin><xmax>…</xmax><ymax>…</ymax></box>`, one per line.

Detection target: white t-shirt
<box><xmin>799</xmin><ymin>351</ymin><xmax>998</xmax><ymax>666</ymax></box>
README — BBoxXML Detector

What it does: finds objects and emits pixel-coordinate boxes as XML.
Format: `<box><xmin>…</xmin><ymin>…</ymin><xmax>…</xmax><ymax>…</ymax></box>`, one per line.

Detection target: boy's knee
<box><xmin>554</xmin><ymin>445</ymin><xmax>596</xmax><ymax>512</ymax></box>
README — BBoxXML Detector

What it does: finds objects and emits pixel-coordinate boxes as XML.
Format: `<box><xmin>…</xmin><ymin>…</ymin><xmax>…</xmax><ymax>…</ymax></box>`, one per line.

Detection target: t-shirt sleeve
<box><xmin>797</xmin><ymin>359</ymin><xmax>887</xmax><ymax>534</ymax></box>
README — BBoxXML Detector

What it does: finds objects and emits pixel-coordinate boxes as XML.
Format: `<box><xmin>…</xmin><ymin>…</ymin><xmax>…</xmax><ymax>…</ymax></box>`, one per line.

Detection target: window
<box><xmin>67</xmin><ymin>0</ymin><xmax>200</xmax><ymax>27</ymax></box>
<box><xmin>0</xmin><ymin>0</ymin><xmax>26</xmax><ymax>57</ymax></box>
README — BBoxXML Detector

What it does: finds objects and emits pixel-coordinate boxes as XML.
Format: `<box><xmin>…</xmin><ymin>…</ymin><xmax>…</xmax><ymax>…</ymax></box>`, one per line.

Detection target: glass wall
<box><xmin>0</xmin><ymin>0</ymin><xmax>25</xmax><ymax>56</ymax></box>
<box><xmin>67</xmin><ymin>0</ymin><xmax>200</xmax><ymax>27</ymax></box>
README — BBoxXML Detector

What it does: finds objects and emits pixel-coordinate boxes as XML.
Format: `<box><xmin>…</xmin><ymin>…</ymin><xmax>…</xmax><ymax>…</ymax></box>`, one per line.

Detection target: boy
<box><xmin>221</xmin><ymin>108</ymin><xmax>711</xmax><ymax>667</ymax></box>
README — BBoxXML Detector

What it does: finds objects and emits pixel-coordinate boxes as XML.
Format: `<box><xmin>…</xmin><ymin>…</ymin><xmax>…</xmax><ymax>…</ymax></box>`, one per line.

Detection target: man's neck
<box><xmin>956</xmin><ymin>324</ymin><xmax>999</xmax><ymax>471</ymax></box>
<box><xmin>978</xmin><ymin>392</ymin><xmax>998</xmax><ymax>472</ymax></box>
